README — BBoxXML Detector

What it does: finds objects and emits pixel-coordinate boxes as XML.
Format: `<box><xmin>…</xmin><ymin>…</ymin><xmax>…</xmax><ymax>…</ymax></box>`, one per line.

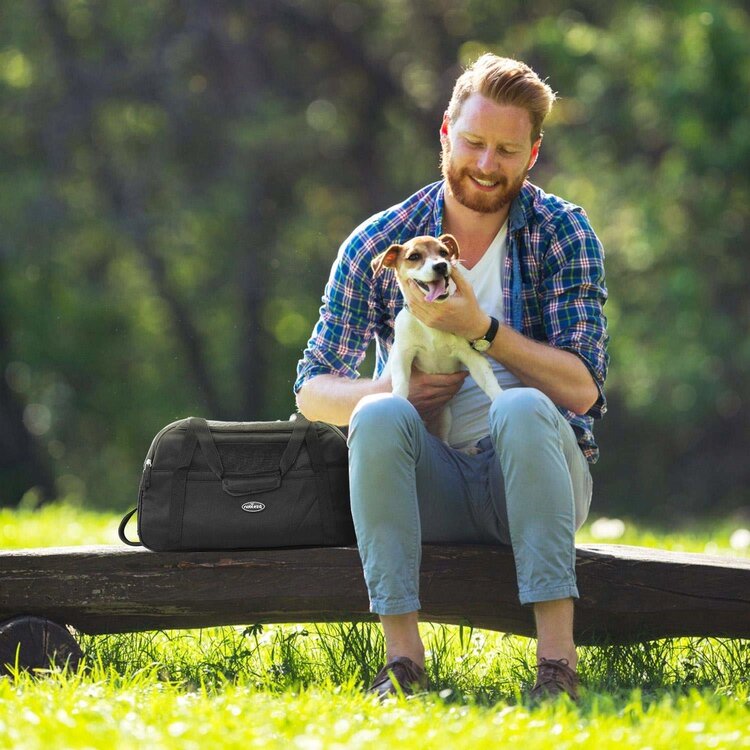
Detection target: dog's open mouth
<box><xmin>416</xmin><ymin>276</ymin><xmax>450</xmax><ymax>302</ymax></box>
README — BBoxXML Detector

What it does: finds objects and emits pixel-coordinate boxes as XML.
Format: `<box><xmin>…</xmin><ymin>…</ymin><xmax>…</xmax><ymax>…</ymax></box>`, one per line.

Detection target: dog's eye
<box><xmin>406</xmin><ymin>253</ymin><xmax>421</xmax><ymax>262</ymax></box>
<box><xmin>439</xmin><ymin>249</ymin><xmax>449</xmax><ymax>257</ymax></box>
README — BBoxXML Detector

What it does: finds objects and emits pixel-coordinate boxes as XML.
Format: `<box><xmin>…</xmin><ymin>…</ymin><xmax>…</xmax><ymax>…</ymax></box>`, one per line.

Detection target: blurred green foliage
<box><xmin>0</xmin><ymin>0</ymin><xmax>748</xmax><ymax>520</ymax></box>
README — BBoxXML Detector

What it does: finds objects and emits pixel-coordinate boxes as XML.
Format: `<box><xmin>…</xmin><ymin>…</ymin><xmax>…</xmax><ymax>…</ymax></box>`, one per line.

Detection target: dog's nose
<box><xmin>433</xmin><ymin>261</ymin><xmax>448</xmax><ymax>276</ymax></box>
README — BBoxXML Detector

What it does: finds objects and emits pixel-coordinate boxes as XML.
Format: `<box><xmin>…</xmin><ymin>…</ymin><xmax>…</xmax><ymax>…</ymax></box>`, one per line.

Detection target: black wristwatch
<box><xmin>470</xmin><ymin>316</ymin><xmax>499</xmax><ymax>352</ymax></box>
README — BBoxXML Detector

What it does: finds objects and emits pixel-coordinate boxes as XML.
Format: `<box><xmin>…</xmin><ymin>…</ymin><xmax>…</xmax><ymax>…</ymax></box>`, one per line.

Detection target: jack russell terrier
<box><xmin>371</xmin><ymin>234</ymin><xmax>502</xmax><ymax>442</ymax></box>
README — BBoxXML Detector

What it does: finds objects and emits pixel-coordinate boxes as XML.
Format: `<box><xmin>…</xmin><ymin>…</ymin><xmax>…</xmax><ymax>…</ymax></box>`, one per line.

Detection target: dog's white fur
<box><xmin>371</xmin><ymin>234</ymin><xmax>502</xmax><ymax>442</ymax></box>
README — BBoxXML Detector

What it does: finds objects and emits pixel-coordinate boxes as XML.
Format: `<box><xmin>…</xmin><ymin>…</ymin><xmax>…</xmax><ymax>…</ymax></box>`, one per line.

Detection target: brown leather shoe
<box><xmin>529</xmin><ymin>658</ymin><xmax>580</xmax><ymax>702</ymax></box>
<box><xmin>367</xmin><ymin>656</ymin><xmax>429</xmax><ymax>699</ymax></box>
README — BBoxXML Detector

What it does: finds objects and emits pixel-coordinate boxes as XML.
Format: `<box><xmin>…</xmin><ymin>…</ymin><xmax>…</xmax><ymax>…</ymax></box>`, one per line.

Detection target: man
<box><xmin>294</xmin><ymin>54</ymin><xmax>608</xmax><ymax>701</ymax></box>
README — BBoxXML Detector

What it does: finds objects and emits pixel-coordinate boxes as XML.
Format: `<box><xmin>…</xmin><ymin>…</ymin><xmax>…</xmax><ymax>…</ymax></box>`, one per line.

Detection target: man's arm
<box><xmin>296</xmin><ymin>368</ymin><xmax>469</xmax><ymax>426</ymax></box>
<box><xmin>401</xmin><ymin>263</ymin><xmax>600</xmax><ymax>416</ymax></box>
<box><xmin>480</xmin><ymin>322</ymin><xmax>599</xmax><ymax>415</ymax></box>
<box><xmin>296</xmin><ymin>374</ymin><xmax>390</xmax><ymax>426</ymax></box>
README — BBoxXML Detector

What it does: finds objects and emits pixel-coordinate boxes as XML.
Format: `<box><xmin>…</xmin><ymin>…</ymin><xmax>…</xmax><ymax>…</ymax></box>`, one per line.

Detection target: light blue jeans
<box><xmin>348</xmin><ymin>388</ymin><xmax>593</xmax><ymax>614</ymax></box>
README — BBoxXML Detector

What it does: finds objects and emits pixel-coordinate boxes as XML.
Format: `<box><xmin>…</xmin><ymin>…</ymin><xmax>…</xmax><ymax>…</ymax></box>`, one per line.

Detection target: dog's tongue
<box><xmin>424</xmin><ymin>277</ymin><xmax>447</xmax><ymax>302</ymax></box>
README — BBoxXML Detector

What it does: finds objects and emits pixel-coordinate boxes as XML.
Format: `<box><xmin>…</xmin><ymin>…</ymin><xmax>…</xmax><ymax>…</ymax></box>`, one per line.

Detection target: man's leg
<box><xmin>348</xmin><ymin>392</ymin><xmax>492</xmax><ymax>687</ymax></box>
<box><xmin>380</xmin><ymin>612</ymin><xmax>423</xmax><ymax>668</ymax></box>
<box><xmin>487</xmin><ymin>388</ymin><xmax>592</xmax><ymax>691</ymax></box>
<box><xmin>534</xmin><ymin>598</ymin><xmax>576</xmax><ymax>667</ymax></box>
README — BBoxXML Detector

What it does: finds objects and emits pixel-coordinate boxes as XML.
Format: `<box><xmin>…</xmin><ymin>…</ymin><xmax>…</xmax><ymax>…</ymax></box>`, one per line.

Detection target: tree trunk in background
<box><xmin>0</xmin><ymin>260</ymin><xmax>56</xmax><ymax>506</ymax></box>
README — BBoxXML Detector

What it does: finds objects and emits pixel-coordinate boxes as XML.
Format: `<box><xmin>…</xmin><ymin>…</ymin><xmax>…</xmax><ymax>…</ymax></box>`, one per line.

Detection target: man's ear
<box><xmin>528</xmin><ymin>136</ymin><xmax>542</xmax><ymax>170</ymax></box>
<box><xmin>438</xmin><ymin>234</ymin><xmax>460</xmax><ymax>261</ymax></box>
<box><xmin>440</xmin><ymin>111</ymin><xmax>450</xmax><ymax>142</ymax></box>
<box><xmin>371</xmin><ymin>244</ymin><xmax>402</xmax><ymax>274</ymax></box>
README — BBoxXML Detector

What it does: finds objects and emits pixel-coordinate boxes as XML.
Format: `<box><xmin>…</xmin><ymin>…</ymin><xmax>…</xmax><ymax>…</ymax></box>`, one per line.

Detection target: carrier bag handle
<box><xmin>221</xmin><ymin>414</ymin><xmax>310</xmax><ymax>496</ymax></box>
<box><xmin>189</xmin><ymin>415</ymin><xmax>308</xmax><ymax>482</ymax></box>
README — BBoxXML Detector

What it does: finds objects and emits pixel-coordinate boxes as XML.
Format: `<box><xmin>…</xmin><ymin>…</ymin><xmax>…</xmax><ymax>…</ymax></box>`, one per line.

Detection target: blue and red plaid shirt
<box><xmin>295</xmin><ymin>180</ymin><xmax>609</xmax><ymax>463</ymax></box>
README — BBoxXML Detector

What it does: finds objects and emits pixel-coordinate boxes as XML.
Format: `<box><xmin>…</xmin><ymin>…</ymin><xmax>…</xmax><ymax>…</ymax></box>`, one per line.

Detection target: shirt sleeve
<box><xmin>540</xmin><ymin>207</ymin><xmax>609</xmax><ymax>418</ymax></box>
<box><xmin>294</xmin><ymin>231</ymin><xmax>379</xmax><ymax>394</ymax></box>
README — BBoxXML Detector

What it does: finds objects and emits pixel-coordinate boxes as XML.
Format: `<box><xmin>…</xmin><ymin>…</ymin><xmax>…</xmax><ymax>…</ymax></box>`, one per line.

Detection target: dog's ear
<box><xmin>438</xmin><ymin>234</ymin><xmax>460</xmax><ymax>260</ymax></box>
<box><xmin>371</xmin><ymin>244</ymin><xmax>402</xmax><ymax>275</ymax></box>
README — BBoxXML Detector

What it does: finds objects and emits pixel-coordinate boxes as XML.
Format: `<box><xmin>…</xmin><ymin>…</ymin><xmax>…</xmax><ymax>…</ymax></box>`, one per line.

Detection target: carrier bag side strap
<box><xmin>188</xmin><ymin>417</ymin><xmax>225</xmax><ymax>479</ymax></box>
<box><xmin>304</xmin><ymin>423</ymin><xmax>338</xmax><ymax>546</ymax></box>
<box><xmin>167</xmin><ymin>420</ymin><xmax>200</xmax><ymax>549</ymax></box>
<box><xmin>279</xmin><ymin>414</ymin><xmax>311</xmax><ymax>476</ymax></box>
<box><xmin>118</xmin><ymin>507</ymin><xmax>141</xmax><ymax>546</ymax></box>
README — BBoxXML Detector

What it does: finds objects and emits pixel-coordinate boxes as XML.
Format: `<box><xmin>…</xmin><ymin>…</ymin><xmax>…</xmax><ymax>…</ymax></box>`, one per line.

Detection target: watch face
<box><xmin>472</xmin><ymin>338</ymin><xmax>490</xmax><ymax>352</ymax></box>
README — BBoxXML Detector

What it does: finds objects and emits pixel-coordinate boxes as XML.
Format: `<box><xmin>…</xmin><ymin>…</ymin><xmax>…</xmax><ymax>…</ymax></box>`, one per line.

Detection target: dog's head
<box><xmin>370</xmin><ymin>234</ymin><xmax>460</xmax><ymax>303</ymax></box>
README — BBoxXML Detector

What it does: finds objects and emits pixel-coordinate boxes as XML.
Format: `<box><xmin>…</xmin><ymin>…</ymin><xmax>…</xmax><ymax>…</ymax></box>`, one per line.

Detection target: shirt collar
<box><xmin>508</xmin><ymin>186</ymin><xmax>528</xmax><ymax>232</ymax></box>
<box><xmin>432</xmin><ymin>181</ymin><xmax>446</xmax><ymax>235</ymax></box>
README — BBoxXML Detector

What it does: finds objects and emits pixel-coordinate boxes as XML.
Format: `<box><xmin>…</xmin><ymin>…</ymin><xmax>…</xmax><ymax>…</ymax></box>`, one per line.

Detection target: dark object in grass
<box><xmin>0</xmin><ymin>615</ymin><xmax>82</xmax><ymax>675</ymax></box>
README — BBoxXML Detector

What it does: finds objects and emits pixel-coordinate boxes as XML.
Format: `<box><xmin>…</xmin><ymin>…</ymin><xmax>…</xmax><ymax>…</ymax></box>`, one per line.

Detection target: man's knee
<box><xmin>488</xmin><ymin>387</ymin><xmax>559</xmax><ymax>442</ymax></box>
<box><xmin>349</xmin><ymin>393</ymin><xmax>420</xmax><ymax>448</ymax></box>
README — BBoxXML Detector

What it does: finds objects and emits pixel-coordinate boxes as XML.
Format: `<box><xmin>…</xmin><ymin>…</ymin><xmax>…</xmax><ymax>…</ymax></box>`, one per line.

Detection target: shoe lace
<box><xmin>373</xmin><ymin>657</ymin><xmax>424</xmax><ymax>688</ymax></box>
<box><xmin>536</xmin><ymin>658</ymin><xmax>578</xmax><ymax>690</ymax></box>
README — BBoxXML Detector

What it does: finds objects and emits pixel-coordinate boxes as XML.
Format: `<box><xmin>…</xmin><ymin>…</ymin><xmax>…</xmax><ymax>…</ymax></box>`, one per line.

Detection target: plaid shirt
<box><xmin>295</xmin><ymin>180</ymin><xmax>609</xmax><ymax>463</ymax></box>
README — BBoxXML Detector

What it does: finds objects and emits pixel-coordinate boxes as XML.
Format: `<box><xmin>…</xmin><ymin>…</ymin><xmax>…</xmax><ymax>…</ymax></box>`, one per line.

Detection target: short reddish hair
<box><xmin>447</xmin><ymin>54</ymin><xmax>556</xmax><ymax>143</ymax></box>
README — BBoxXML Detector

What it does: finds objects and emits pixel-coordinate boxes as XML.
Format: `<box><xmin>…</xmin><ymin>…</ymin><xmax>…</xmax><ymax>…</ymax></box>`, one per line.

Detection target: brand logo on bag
<box><xmin>242</xmin><ymin>501</ymin><xmax>266</xmax><ymax>513</ymax></box>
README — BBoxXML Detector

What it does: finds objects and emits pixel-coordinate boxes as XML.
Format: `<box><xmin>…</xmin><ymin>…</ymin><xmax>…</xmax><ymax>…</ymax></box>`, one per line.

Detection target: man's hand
<box><xmin>406</xmin><ymin>364</ymin><xmax>467</xmax><ymax>423</ymax></box>
<box><xmin>402</xmin><ymin>263</ymin><xmax>490</xmax><ymax>341</ymax></box>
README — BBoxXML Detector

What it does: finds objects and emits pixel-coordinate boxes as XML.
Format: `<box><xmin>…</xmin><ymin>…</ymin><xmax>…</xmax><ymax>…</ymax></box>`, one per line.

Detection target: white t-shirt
<box><xmin>447</xmin><ymin>221</ymin><xmax>522</xmax><ymax>449</ymax></box>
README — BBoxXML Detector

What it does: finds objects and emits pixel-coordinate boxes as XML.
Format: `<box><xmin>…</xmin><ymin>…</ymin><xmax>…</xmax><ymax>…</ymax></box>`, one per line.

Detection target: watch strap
<box><xmin>471</xmin><ymin>316</ymin><xmax>499</xmax><ymax>350</ymax></box>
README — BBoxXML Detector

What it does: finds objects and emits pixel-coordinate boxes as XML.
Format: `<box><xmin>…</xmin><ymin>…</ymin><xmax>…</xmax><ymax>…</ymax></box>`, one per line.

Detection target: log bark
<box><xmin>0</xmin><ymin>544</ymin><xmax>747</xmax><ymax>645</ymax></box>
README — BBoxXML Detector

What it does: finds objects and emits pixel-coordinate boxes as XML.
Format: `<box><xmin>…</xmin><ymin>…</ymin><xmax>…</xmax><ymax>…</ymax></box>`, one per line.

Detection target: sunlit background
<box><xmin>1</xmin><ymin>1</ymin><xmax>748</xmax><ymax>529</ymax></box>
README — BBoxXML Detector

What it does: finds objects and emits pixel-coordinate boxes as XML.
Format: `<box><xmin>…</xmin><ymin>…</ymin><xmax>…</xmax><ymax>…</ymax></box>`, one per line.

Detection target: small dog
<box><xmin>371</xmin><ymin>234</ymin><xmax>502</xmax><ymax>441</ymax></box>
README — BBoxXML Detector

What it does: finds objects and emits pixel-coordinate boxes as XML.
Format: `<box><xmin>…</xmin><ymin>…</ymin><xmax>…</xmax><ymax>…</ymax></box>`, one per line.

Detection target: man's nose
<box><xmin>476</xmin><ymin>147</ymin><xmax>497</xmax><ymax>173</ymax></box>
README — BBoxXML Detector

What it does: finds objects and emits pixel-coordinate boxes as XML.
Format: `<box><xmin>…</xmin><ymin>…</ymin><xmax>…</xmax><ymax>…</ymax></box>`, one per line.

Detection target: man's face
<box><xmin>440</xmin><ymin>93</ymin><xmax>540</xmax><ymax>214</ymax></box>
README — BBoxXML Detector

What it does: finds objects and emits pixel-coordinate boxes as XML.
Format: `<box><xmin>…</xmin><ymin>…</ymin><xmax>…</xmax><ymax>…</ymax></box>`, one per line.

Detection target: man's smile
<box><xmin>470</xmin><ymin>175</ymin><xmax>500</xmax><ymax>190</ymax></box>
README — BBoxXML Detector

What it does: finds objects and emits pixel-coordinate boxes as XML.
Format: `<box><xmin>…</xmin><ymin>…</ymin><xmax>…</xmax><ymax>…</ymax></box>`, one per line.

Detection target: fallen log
<box><xmin>0</xmin><ymin>542</ymin><xmax>748</xmax><ymax>671</ymax></box>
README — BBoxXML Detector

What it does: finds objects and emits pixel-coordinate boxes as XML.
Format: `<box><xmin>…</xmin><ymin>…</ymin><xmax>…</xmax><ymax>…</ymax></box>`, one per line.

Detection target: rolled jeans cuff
<box><xmin>518</xmin><ymin>582</ymin><xmax>579</xmax><ymax>606</ymax></box>
<box><xmin>369</xmin><ymin>596</ymin><xmax>421</xmax><ymax>617</ymax></box>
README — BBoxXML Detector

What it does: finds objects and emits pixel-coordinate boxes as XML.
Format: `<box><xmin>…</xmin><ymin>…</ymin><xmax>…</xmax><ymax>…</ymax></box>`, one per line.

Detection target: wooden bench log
<box><xmin>0</xmin><ymin>544</ymin><xmax>748</xmax><ymax>656</ymax></box>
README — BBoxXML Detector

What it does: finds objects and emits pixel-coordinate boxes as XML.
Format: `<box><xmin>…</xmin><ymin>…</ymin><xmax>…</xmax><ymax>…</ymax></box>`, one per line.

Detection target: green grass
<box><xmin>0</xmin><ymin>502</ymin><xmax>748</xmax><ymax>749</ymax></box>
<box><xmin>1</xmin><ymin>673</ymin><xmax>747</xmax><ymax>750</ymax></box>
<box><xmin>0</xmin><ymin>502</ymin><xmax>120</xmax><ymax>548</ymax></box>
<box><xmin>76</xmin><ymin>622</ymin><xmax>749</xmax><ymax>701</ymax></box>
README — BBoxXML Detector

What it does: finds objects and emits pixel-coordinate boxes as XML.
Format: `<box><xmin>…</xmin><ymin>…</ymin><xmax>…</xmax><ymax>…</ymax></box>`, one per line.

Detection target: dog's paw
<box><xmin>459</xmin><ymin>445</ymin><xmax>481</xmax><ymax>456</ymax></box>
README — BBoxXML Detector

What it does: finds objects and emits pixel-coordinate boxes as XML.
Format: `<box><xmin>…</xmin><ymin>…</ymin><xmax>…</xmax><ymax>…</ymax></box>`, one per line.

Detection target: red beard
<box><xmin>440</xmin><ymin>142</ymin><xmax>528</xmax><ymax>214</ymax></box>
